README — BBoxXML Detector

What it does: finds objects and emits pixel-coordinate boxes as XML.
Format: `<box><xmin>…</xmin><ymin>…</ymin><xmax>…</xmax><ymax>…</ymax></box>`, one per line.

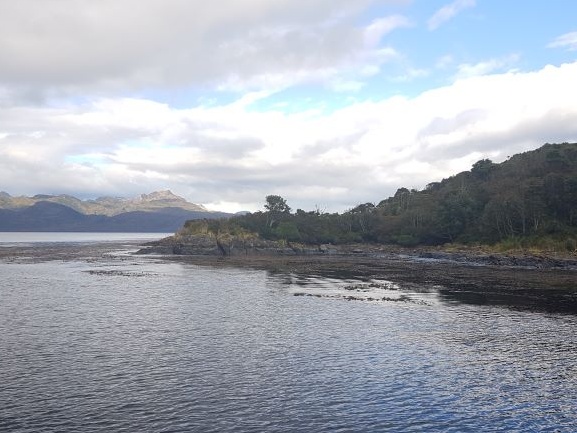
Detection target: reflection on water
<box><xmin>437</xmin><ymin>288</ymin><xmax>577</xmax><ymax>314</ymax></box>
<box><xmin>265</xmin><ymin>257</ymin><xmax>577</xmax><ymax>315</ymax></box>
<box><xmin>1</xmin><ymin>244</ymin><xmax>576</xmax><ymax>432</ymax></box>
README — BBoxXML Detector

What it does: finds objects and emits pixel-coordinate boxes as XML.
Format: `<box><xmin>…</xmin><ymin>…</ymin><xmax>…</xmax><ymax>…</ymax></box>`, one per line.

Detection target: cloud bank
<box><xmin>0</xmin><ymin>1</ymin><xmax>576</xmax><ymax>212</ymax></box>
<box><xmin>0</xmin><ymin>0</ymin><xmax>408</xmax><ymax>98</ymax></box>
<box><xmin>2</xmin><ymin>61</ymin><xmax>576</xmax><ymax>212</ymax></box>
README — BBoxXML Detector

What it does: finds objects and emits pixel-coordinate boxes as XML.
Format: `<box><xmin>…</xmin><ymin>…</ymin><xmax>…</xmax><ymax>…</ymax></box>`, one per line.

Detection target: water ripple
<box><xmin>1</xmin><ymin>256</ymin><xmax>576</xmax><ymax>432</ymax></box>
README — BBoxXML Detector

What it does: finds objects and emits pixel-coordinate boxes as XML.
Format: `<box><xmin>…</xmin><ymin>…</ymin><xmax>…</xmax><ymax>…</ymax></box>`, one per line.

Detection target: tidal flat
<box><xmin>152</xmin><ymin>247</ymin><xmax>577</xmax><ymax>315</ymax></box>
<box><xmin>3</xmin><ymin>240</ymin><xmax>577</xmax><ymax>313</ymax></box>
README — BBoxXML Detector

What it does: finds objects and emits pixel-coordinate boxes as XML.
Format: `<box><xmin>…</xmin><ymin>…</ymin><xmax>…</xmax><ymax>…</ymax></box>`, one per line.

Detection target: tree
<box><xmin>348</xmin><ymin>202</ymin><xmax>376</xmax><ymax>235</ymax></box>
<box><xmin>264</xmin><ymin>195</ymin><xmax>291</xmax><ymax>214</ymax></box>
<box><xmin>274</xmin><ymin>221</ymin><xmax>301</xmax><ymax>241</ymax></box>
<box><xmin>471</xmin><ymin>159</ymin><xmax>495</xmax><ymax>180</ymax></box>
<box><xmin>435</xmin><ymin>189</ymin><xmax>480</xmax><ymax>242</ymax></box>
<box><xmin>264</xmin><ymin>195</ymin><xmax>291</xmax><ymax>229</ymax></box>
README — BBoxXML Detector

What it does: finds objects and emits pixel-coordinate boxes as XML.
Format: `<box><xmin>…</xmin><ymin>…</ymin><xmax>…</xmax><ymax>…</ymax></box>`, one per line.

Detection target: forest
<box><xmin>181</xmin><ymin>142</ymin><xmax>577</xmax><ymax>251</ymax></box>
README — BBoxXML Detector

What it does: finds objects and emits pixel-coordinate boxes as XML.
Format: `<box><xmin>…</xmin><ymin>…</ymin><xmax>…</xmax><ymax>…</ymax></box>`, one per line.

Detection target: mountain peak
<box><xmin>140</xmin><ymin>190</ymin><xmax>185</xmax><ymax>202</ymax></box>
<box><xmin>0</xmin><ymin>190</ymin><xmax>209</xmax><ymax>215</ymax></box>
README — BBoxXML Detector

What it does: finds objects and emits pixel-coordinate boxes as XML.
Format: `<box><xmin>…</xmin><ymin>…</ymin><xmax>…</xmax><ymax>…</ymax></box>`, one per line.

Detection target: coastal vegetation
<box><xmin>179</xmin><ymin>142</ymin><xmax>577</xmax><ymax>253</ymax></box>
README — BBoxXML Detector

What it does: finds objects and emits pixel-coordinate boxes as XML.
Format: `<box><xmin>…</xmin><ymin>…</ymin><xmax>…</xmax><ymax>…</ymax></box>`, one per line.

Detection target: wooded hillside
<box><xmin>181</xmin><ymin>142</ymin><xmax>577</xmax><ymax>251</ymax></box>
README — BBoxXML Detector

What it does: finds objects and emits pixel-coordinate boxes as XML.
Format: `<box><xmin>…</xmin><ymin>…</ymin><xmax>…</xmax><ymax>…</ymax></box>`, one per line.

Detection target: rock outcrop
<box><xmin>137</xmin><ymin>234</ymin><xmax>577</xmax><ymax>270</ymax></box>
<box><xmin>137</xmin><ymin>234</ymin><xmax>345</xmax><ymax>256</ymax></box>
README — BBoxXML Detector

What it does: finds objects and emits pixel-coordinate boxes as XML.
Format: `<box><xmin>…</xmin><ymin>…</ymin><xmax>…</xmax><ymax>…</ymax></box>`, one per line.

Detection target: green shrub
<box><xmin>392</xmin><ymin>234</ymin><xmax>420</xmax><ymax>247</ymax></box>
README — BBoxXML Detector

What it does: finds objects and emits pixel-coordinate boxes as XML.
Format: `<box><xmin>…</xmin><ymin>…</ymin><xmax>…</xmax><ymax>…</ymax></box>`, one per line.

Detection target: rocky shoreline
<box><xmin>135</xmin><ymin>236</ymin><xmax>577</xmax><ymax>314</ymax></box>
<box><xmin>136</xmin><ymin>233</ymin><xmax>577</xmax><ymax>271</ymax></box>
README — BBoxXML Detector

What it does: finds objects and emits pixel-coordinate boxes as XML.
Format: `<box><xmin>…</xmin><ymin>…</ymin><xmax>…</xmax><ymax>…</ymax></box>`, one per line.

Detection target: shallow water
<box><xmin>1</xmin><ymin>241</ymin><xmax>576</xmax><ymax>432</ymax></box>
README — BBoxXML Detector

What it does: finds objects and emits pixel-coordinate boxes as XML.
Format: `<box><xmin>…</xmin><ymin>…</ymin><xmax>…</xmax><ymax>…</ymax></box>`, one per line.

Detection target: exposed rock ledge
<box><xmin>136</xmin><ymin>234</ymin><xmax>577</xmax><ymax>270</ymax></box>
<box><xmin>136</xmin><ymin>234</ymin><xmax>347</xmax><ymax>257</ymax></box>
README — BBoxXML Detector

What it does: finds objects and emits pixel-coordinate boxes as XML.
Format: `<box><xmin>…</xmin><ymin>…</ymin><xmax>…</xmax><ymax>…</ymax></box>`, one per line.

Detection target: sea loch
<box><xmin>1</xmin><ymin>235</ymin><xmax>576</xmax><ymax>432</ymax></box>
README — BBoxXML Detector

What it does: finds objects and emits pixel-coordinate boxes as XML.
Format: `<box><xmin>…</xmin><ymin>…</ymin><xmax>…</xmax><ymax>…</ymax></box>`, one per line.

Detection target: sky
<box><xmin>1</xmin><ymin>0</ymin><xmax>577</xmax><ymax>213</ymax></box>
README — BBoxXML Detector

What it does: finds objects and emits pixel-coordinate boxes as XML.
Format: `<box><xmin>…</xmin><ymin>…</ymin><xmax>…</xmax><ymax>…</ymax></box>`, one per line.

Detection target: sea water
<box><xmin>0</xmin><ymin>236</ymin><xmax>576</xmax><ymax>432</ymax></box>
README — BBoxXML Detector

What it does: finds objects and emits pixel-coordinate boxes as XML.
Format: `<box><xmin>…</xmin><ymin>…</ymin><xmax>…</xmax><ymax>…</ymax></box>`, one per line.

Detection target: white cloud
<box><xmin>428</xmin><ymin>0</ymin><xmax>476</xmax><ymax>31</ymax></box>
<box><xmin>392</xmin><ymin>67</ymin><xmax>430</xmax><ymax>82</ymax></box>
<box><xmin>363</xmin><ymin>15</ymin><xmax>412</xmax><ymax>46</ymax></box>
<box><xmin>328</xmin><ymin>79</ymin><xmax>366</xmax><ymax>93</ymax></box>
<box><xmin>1</xmin><ymin>62</ymin><xmax>576</xmax><ymax>211</ymax></box>
<box><xmin>453</xmin><ymin>54</ymin><xmax>520</xmax><ymax>80</ymax></box>
<box><xmin>0</xmin><ymin>0</ymin><xmax>405</xmax><ymax>97</ymax></box>
<box><xmin>435</xmin><ymin>54</ymin><xmax>454</xmax><ymax>69</ymax></box>
<box><xmin>548</xmin><ymin>31</ymin><xmax>577</xmax><ymax>51</ymax></box>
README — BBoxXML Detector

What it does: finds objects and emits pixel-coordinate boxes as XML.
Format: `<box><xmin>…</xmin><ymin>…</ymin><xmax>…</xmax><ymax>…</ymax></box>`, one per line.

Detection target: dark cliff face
<box><xmin>0</xmin><ymin>201</ymin><xmax>230</xmax><ymax>232</ymax></box>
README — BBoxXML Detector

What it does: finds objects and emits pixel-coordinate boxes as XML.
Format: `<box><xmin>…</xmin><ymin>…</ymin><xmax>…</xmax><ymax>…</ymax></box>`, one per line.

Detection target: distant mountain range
<box><xmin>0</xmin><ymin>190</ymin><xmax>231</xmax><ymax>232</ymax></box>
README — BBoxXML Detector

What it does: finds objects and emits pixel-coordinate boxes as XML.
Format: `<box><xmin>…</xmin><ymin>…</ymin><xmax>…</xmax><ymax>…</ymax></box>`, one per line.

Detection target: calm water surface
<box><xmin>0</xmin><ymin>236</ymin><xmax>576</xmax><ymax>432</ymax></box>
<box><xmin>0</xmin><ymin>232</ymin><xmax>172</xmax><ymax>244</ymax></box>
